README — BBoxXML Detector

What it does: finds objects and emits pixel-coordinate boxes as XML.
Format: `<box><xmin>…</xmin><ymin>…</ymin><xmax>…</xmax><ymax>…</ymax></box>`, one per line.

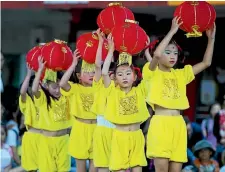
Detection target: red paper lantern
<box><xmin>97</xmin><ymin>3</ymin><xmax>135</xmax><ymax>35</ymax></box>
<box><xmin>111</xmin><ymin>19</ymin><xmax>148</xmax><ymax>55</ymax></box>
<box><xmin>174</xmin><ymin>1</ymin><xmax>216</xmax><ymax>38</ymax></box>
<box><xmin>41</xmin><ymin>39</ymin><xmax>73</xmax><ymax>71</ymax></box>
<box><xmin>76</xmin><ymin>32</ymin><xmax>109</xmax><ymax>64</ymax></box>
<box><xmin>26</xmin><ymin>45</ymin><xmax>42</xmax><ymax>71</ymax></box>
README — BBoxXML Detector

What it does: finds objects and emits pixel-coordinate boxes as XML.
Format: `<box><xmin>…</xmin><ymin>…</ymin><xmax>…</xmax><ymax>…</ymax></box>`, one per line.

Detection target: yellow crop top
<box><xmin>142</xmin><ymin>62</ymin><xmax>195</xmax><ymax>111</ymax></box>
<box><xmin>19</xmin><ymin>94</ymin><xmax>39</xmax><ymax>129</ymax></box>
<box><xmin>104</xmin><ymin>80</ymin><xmax>150</xmax><ymax>125</ymax></box>
<box><xmin>60</xmin><ymin>81</ymin><xmax>101</xmax><ymax>119</ymax></box>
<box><xmin>91</xmin><ymin>78</ymin><xmax>108</xmax><ymax>115</ymax></box>
<box><xmin>33</xmin><ymin>90</ymin><xmax>72</xmax><ymax>131</ymax></box>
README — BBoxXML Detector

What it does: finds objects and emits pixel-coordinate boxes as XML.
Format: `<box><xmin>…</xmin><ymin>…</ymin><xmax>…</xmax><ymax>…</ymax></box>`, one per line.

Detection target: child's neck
<box><xmin>200</xmin><ymin>158</ymin><xmax>211</xmax><ymax>164</ymax></box>
<box><xmin>158</xmin><ymin>64</ymin><xmax>171</xmax><ymax>72</ymax></box>
<box><xmin>80</xmin><ymin>82</ymin><xmax>91</xmax><ymax>87</ymax></box>
<box><xmin>120</xmin><ymin>86</ymin><xmax>132</xmax><ymax>94</ymax></box>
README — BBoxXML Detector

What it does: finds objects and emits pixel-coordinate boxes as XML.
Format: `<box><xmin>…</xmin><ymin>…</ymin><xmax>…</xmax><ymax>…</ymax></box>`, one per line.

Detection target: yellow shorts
<box><xmin>38</xmin><ymin>134</ymin><xmax>71</xmax><ymax>172</ymax></box>
<box><xmin>69</xmin><ymin>119</ymin><xmax>96</xmax><ymax>159</ymax></box>
<box><xmin>93</xmin><ymin>126</ymin><xmax>114</xmax><ymax>167</ymax></box>
<box><xmin>109</xmin><ymin>129</ymin><xmax>147</xmax><ymax>171</ymax></box>
<box><xmin>147</xmin><ymin>115</ymin><xmax>187</xmax><ymax>162</ymax></box>
<box><xmin>21</xmin><ymin>132</ymin><xmax>40</xmax><ymax>171</ymax></box>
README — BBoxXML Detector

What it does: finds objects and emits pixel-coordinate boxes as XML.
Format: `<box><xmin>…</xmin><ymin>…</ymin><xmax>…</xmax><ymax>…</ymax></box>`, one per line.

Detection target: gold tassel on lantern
<box><xmin>43</xmin><ymin>69</ymin><xmax>57</xmax><ymax>83</ymax></box>
<box><xmin>81</xmin><ymin>60</ymin><xmax>95</xmax><ymax>73</ymax></box>
<box><xmin>186</xmin><ymin>25</ymin><xmax>202</xmax><ymax>38</ymax></box>
<box><xmin>118</xmin><ymin>52</ymin><xmax>132</xmax><ymax>66</ymax></box>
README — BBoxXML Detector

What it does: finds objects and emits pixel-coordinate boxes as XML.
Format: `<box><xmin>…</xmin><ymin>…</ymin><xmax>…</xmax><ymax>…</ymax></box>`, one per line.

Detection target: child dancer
<box><xmin>91</xmin><ymin>29</ymin><xmax>116</xmax><ymax>172</ymax></box>
<box><xmin>19</xmin><ymin>64</ymin><xmax>40</xmax><ymax>172</ymax></box>
<box><xmin>32</xmin><ymin>57</ymin><xmax>72</xmax><ymax>172</ymax></box>
<box><xmin>59</xmin><ymin>48</ymin><xmax>100</xmax><ymax>172</ymax></box>
<box><xmin>145</xmin><ymin>17</ymin><xmax>216</xmax><ymax>172</ymax></box>
<box><xmin>101</xmin><ymin>34</ymin><xmax>150</xmax><ymax>172</ymax></box>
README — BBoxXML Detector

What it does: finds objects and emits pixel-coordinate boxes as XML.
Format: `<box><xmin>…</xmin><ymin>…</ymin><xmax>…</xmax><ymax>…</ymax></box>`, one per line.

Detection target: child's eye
<box><xmin>165</xmin><ymin>51</ymin><xmax>171</xmax><ymax>55</ymax></box>
<box><xmin>127</xmin><ymin>73</ymin><xmax>131</xmax><ymax>75</ymax></box>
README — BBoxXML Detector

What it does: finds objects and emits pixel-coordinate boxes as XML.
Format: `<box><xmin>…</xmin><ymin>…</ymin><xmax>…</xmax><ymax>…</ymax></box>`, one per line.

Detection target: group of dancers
<box><xmin>19</xmin><ymin>17</ymin><xmax>216</xmax><ymax>172</ymax></box>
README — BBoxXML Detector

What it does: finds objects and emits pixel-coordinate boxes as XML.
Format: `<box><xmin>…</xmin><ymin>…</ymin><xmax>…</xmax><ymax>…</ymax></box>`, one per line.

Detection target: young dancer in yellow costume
<box><xmin>19</xmin><ymin>64</ymin><xmax>40</xmax><ymax>172</ymax></box>
<box><xmin>144</xmin><ymin>17</ymin><xmax>216</xmax><ymax>172</ymax></box>
<box><xmin>59</xmin><ymin>47</ymin><xmax>101</xmax><ymax>172</ymax></box>
<box><xmin>91</xmin><ymin>29</ymin><xmax>116</xmax><ymax>172</ymax></box>
<box><xmin>101</xmin><ymin>34</ymin><xmax>150</xmax><ymax>172</ymax></box>
<box><xmin>32</xmin><ymin>57</ymin><xmax>72</xmax><ymax>172</ymax></box>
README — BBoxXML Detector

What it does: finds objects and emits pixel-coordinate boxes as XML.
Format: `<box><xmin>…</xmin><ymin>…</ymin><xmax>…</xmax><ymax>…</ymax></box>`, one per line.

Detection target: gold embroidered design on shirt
<box><xmin>162</xmin><ymin>78</ymin><xmax>180</xmax><ymax>99</ymax></box>
<box><xmin>80</xmin><ymin>93</ymin><xmax>94</xmax><ymax>111</ymax></box>
<box><xmin>119</xmin><ymin>95</ymin><xmax>138</xmax><ymax>115</ymax></box>
<box><xmin>35</xmin><ymin>107</ymin><xmax>40</xmax><ymax>121</ymax></box>
<box><xmin>53</xmin><ymin>97</ymin><xmax>70</xmax><ymax>122</ymax></box>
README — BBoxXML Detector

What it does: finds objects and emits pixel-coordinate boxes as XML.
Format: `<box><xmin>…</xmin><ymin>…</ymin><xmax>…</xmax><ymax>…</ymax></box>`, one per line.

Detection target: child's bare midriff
<box><xmin>116</xmin><ymin>123</ymin><xmax>141</xmax><ymax>131</ymax></box>
<box><xmin>155</xmin><ymin>105</ymin><xmax>180</xmax><ymax>116</ymax></box>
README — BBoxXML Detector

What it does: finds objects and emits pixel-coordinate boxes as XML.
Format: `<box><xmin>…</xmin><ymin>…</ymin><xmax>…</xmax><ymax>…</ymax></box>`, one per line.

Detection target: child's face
<box><xmin>115</xmin><ymin>65</ymin><xmax>136</xmax><ymax>88</ymax></box>
<box><xmin>80</xmin><ymin>71</ymin><xmax>95</xmax><ymax>85</ymax></box>
<box><xmin>47</xmin><ymin>80</ymin><xmax>61</xmax><ymax>98</ymax></box>
<box><xmin>199</xmin><ymin>148</ymin><xmax>212</xmax><ymax>161</ymax></box>
<box><xmin>1</xmin><ymin>126</ymin><xmax>6</xmax><ymax>142</ymax></box>
<box><xmin>210</xmin><ymin>103</ymin><xmax>221</xmax><ymax>116</ymax></box>
<box><xmin>159</xmin><ymin>43</ymin><xmax>178</xmax><ymax>68</ymax></box>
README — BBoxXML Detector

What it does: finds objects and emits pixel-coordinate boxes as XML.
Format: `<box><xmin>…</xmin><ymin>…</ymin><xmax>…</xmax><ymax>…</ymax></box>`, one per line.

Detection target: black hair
<box><xmin>69</xmin><ymin>59</ymin><xmax>82</xmax><ymax>84</ymax></box>
<box><xmin>208</xmin><ymin>102</ymin><xmax>221</xmax><ymax>115</ymax></box>
<box><xmin>149</xmin><ymin>35</ymin><xmax>189</xmax><ymax>69</ymax></box>
<box><xmin>41</xmin><ymin>71</ymin><xmax>63</xmax><ymax>110</ymax></box>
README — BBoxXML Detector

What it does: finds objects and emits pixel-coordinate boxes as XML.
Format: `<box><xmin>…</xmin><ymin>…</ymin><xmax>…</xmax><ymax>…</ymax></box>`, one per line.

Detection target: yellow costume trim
<box><xmin>118</xmin><ymin>52</ymin><xmax>132</xmax><ymax>66</ymax></box>
<box><xmin>108</xmin><ymin>2</ymin><xmax>122</xmax><ymax>7</ymax></box>
<box><xmin>54</xmin><ymin>39</ymin><xmax>67</xmax><ymax>44</ymax></box>
<box><xmin>185</xmin><ymin>25</ymin><xmax>202</xmax><ymax>38</ymax></box>
<box><xmin>43</xmin><ymin>69</ymin><xmax>57</xmax><ymax>83</ymax></box>
<box><xmin>125</xmin><ymin>19</ymin><xmax>139</xmax><ymax>25</ymax></box>
<box><xmin>81</xmin><ymin>60</ymin><xmax>95</xmax><ymax>73</ymax></box>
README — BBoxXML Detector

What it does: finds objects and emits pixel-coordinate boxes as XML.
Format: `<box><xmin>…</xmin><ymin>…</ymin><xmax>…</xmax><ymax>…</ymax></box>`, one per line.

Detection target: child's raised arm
<box><xmin>145</xmin><ymin>36</ymin><xmax>152</xmax><ymax>63</ymax></box>
<box><xmin>94</xmin><ymin>29</ymin><xmax>104</xmax><ymax>82</ymax></box>
<box><xmin>102</xmin><ymin>34</ymin><xmax>114</xmax><ymax>88</ymax></box>
<box><xmin>59</xmin><ymin>49</ymin><xmax>81</xmax><ymax>91</ymax></box>
<box><xmin>150</xmin><ymin>17</ymin><xmax>182</xmax><ymax>71</ymax></box>
<box><xmin>32</xmin><ymin>56</ymin><xmax>46</xmax><ymax>98</ymax></box>
<box><xmin>20</xmin><ymin>64</ymin><xmax>33</xmax><ymax>102</ymax></box>
<box><xmin>192</xmin><ymin>23</ymin><xmax>216</xmax><ymax>75</ymax></box>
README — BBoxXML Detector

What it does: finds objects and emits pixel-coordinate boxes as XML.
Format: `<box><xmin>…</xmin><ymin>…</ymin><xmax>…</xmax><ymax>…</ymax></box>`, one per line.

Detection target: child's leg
<box><xmin>89</xmin><ymin>159</ymin><xmax>97</xmax><ymax>172</ymax></box>
<box><xmin>154</xmin><ymin>158</ymin><xmax>169</xmax><ymax>172</ymax></box>
<box><xmin>98</xmin><ymin>167</ymin><xmax>109</xmax><ymax>172</ymax></box>
<box><xmin>131</xmin><ymin>166</ymin><xmax>142</xmax><ymax>172</ymax></box>
<box><xmin>76</xmin><ymin>159</ymin><xmax>87</xmax><ymax>172</ymax></box>
<box><xmin>168</xmin><ymin>162</ymin><xmax>182</xmax><ymax>172</ymax></box>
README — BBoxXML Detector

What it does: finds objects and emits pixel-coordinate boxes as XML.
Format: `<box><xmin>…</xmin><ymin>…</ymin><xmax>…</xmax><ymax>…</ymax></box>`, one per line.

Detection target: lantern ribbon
<box><xmin>185</xmin><ymin>25</ymin><xmax>202</xmax><ymax>38</ymax></box>
<box><xmin>81</xmin><ymin>60</ymin><xmax>95</xmax><ymax>73</ymax></box>
<box><xmin>133</xmin><ymin>67</ymin><xmax>142</xmax><ymax>79</ymax></box>
<box><xmin>118</xmin><ymin>52</ymin><xmax>132</xmax><ymax>66</ymax></box>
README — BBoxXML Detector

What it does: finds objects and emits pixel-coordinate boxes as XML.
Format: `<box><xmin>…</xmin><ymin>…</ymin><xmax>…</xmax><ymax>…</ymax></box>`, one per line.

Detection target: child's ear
<box><xmin>76</xmin><ymin>73</ymin><xmax>81</xmax><ymax>80</ymax></box>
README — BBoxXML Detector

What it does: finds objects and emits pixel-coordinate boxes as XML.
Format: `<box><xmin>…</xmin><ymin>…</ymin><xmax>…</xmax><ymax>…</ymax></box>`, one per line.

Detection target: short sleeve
<box><xmin>6</xmin><ymin>130</ymin><xmax>17</xmax><ymax>147</ymax></box>
<box><xmin>181</xmin><ymin>65</ymin><xmax>195</xmax><ymax>85</ymax></box>
<box><xmin>104</xmin><ymin>81</ymin><xmax>115</xmax><ymax>97</ymax></box>
<box><xmin>138</xmin><ymin>79</ymin><xmax>150</xmax><ymax>97</ymax></box>
<box><xmin>33</xmin><ymin>89</ymin><xmax>46</xmax><ymax>106</ymax></box>
<box><xmin>60</xmin><ymin>82</ymin><xmax>78</xmax><ymax>97</ymax></box>
<box><xmin>92</xmin><ymin>77</ymin><xmax>104</xmax><ymax>89</ymax></box>
<box><xmin>142</xmin><ymin>62</ymin><xmax>154</xmax><ymax>80</ymax></box>
<box><xmin>19</xmin><ymin>94</ymin><xmax>32</xmax><ymax>114</ymax></box>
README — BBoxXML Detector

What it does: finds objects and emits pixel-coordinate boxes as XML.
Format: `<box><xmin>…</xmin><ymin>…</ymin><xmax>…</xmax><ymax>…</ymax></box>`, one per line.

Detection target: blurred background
<box><xmin>1</xmin><ymin>1</ymin><xmax>225</xmax><ymax>171</ymax></box>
